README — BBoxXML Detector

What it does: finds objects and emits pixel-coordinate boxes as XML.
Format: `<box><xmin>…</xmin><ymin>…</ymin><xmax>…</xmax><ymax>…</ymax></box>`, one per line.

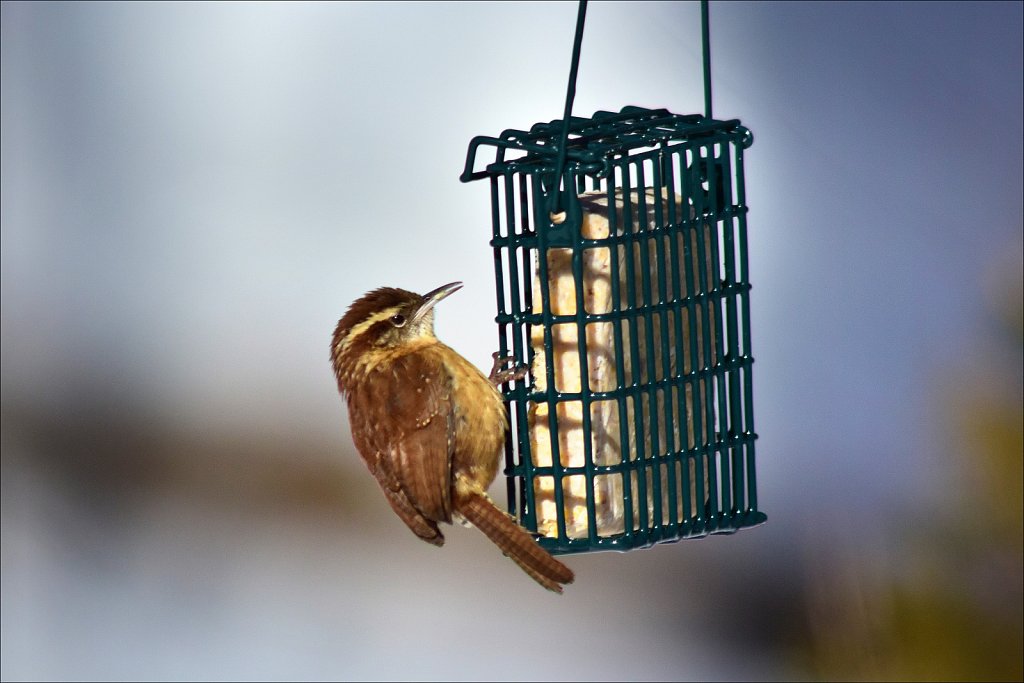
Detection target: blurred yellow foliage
<box><xmin>802</xmin><ymin>246</ymin><xmax>1024</xmax><ymax>682</ymax></box>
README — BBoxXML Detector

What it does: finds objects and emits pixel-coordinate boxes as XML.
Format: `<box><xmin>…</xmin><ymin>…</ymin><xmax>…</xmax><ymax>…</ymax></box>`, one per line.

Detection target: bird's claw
<box><xmin>489</xmin><ymin>351</ymin><xmax>529</xmax><ymax>386</ymax></box>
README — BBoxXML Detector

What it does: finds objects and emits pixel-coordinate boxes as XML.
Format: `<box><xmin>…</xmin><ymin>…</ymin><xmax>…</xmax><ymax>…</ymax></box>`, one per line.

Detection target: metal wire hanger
<box><xmin>547</xmin><ymin>0</ymin><xmax>715</xmax><ymax>224</ymax></box>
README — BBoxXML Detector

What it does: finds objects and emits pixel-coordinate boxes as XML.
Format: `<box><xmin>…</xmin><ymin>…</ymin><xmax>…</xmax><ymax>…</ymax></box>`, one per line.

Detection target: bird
<box><xmin>330</xmin><ymin>281</ymin><xmax>574</xmax><ymax>592</ymax></box>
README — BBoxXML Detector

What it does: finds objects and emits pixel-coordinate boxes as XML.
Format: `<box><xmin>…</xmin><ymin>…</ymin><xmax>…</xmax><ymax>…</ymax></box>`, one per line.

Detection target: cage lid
<box><xmin>460</xmin><ymin>106</ymin><xmax>752</xmax><ymax>182</ymax></box>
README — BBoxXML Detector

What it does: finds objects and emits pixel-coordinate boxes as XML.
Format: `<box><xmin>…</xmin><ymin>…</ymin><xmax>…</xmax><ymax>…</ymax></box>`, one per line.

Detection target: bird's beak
<box><xmin>412</xmin><ymin>281</ymin><xmax>463</xmax><ymax>326</ymax></box>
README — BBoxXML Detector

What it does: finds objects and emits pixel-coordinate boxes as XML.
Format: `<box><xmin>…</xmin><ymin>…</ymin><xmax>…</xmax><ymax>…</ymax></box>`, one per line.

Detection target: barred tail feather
<box><xmin>458</xmin><ymin>490</ymin><xmax>574</xmax><ymax>593</ymax></box>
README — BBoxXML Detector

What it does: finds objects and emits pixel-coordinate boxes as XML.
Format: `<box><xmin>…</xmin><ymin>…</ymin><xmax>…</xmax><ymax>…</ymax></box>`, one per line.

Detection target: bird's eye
<box><xmin>389</xmin><ymin>314</ymin><xmax>407</xmax><ymax>327</ymax></box>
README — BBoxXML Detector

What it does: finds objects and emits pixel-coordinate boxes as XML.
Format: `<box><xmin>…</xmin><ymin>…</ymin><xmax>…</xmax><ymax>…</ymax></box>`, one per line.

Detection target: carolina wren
<box><xmin>330</xmin><ymin>282</ymin><xmax>574</xmax><ymax>592</ymax></box>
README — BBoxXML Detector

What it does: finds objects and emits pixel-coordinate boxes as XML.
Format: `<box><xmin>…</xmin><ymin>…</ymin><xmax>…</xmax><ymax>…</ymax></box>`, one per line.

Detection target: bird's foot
<box><xmin>489</xmin><ymin>352</ymin><xmax>529</xmax><ymax>387</ymax></box>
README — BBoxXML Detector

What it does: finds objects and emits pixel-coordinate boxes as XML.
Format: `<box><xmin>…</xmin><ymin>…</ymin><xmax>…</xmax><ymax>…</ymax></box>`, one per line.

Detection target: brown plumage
<box><xmin>330</xmin><ymin>282</ymin><xmax>574</xmax><ymax>592</ymax></box>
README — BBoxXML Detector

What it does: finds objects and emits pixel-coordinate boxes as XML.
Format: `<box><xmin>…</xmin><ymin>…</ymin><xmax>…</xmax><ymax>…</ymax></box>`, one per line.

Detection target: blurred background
<box><xmin>2</xmin><ymin>1</ymin><xmax>1021</xmax><ymax>680</ymax></box>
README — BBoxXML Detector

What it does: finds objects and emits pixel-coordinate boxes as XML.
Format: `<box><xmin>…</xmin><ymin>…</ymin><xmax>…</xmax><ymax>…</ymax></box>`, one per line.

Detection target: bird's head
<box><xmin>330</xmin><ymin>281</ymin><xmax>463</xmax><ymax>389</ymax></box>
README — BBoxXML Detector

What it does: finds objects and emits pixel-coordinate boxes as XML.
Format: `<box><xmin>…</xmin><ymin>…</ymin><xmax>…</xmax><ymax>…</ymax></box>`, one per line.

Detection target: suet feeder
<box><xmin>460</xmin><ymin>0</ymin><xmax>765</xmax><ymax>555</ymax></box>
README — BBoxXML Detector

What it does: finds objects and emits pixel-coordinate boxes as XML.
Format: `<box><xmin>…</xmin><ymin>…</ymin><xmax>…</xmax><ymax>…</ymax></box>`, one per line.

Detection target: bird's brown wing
<box><xmin>348</xmin><ymin>350</ymin><xmax>454</xmax><ymax>542</ymax></box>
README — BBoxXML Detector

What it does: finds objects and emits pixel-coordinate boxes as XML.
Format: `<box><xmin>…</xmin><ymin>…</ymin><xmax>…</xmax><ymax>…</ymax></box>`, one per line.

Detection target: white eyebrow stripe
<box><xmin>334</xmin><ymin>306</ymin><xmax>403</xmax><ymax>354</ymax></box>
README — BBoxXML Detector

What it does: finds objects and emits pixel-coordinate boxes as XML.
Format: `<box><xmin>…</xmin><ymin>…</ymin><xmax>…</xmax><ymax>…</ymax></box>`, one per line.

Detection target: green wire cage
<box><xmin>460</xmin><ymin>2</ymin><xmax>764</xmax><ymax>555</ymax></box>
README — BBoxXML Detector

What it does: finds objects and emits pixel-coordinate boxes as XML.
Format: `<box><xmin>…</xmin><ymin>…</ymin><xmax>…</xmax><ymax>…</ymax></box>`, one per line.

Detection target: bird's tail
<box><xmin>458</xmin><ymin>489</ymin><xmax>574</xmax><ymax>593</ymax></box>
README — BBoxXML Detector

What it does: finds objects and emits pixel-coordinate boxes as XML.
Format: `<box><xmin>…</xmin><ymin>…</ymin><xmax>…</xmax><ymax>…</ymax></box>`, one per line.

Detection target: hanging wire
<box><xmin>548</xmin><ymin>0</ymin><xmax>715</xmax><ymax>221</ymax></box>
<box><xmin>547</xmin><ymin>0</ymin><xmax>588</xmax><ymax>222</ymax></box>
<box><xmin>701</xmin><ymin>0</ymin><xmax>713</xmax><ymax>119</ymax></box>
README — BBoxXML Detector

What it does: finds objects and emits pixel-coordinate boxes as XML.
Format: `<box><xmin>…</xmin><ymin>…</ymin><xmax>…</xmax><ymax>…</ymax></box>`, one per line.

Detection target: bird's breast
<box><xmin>428</xmin><ymin>343</ymin><xmax>507</xmax><ymax>487</ymax></box>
